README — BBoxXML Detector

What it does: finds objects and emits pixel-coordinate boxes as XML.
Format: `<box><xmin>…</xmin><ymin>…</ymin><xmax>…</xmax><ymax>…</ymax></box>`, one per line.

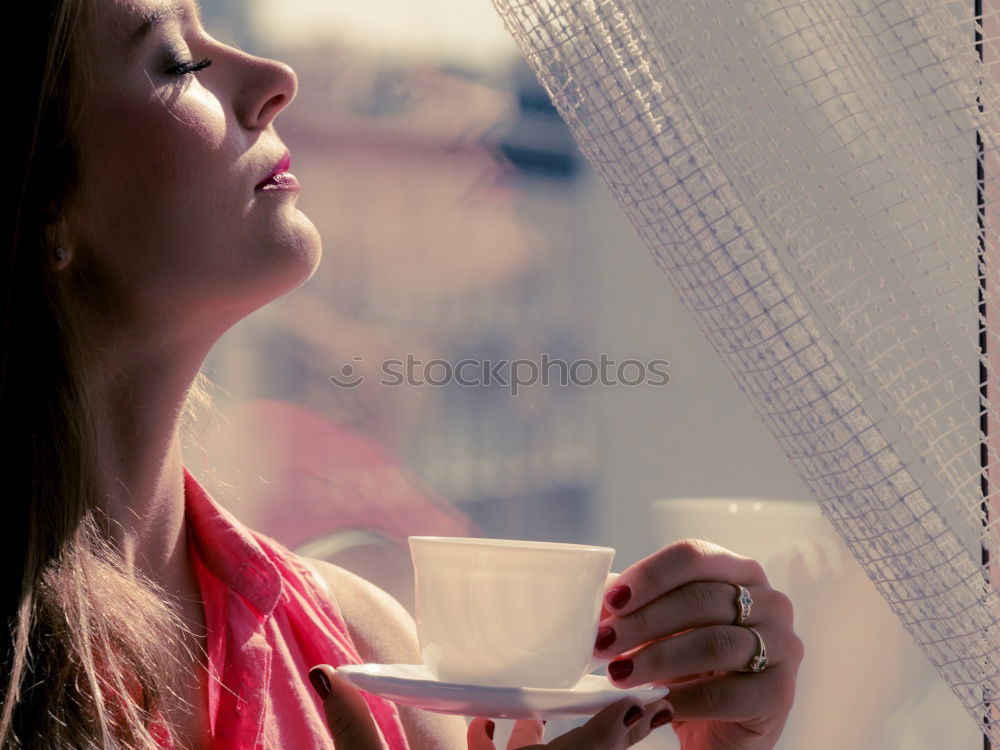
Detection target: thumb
<box><xmin>309</xmin><ymin>664</ymin><xmax>385</xmax><ymax>749</ymax></box>
<box><xmin>467</xmin><ymin>717</ymin><xmax>497</xmax><ymax>749</ymax></box>
<box><xmin>545</xmin><ymin>699</ymin><xmax>646</xmax><ymax>750</ymax></box>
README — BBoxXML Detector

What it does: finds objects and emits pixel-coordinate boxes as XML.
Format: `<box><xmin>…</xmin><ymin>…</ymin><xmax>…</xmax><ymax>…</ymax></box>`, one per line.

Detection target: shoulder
<box><xmin>302</xmin><ymin>557</ymin><xmax>418</xmax><ymax>666</ymax></box>
<box><xmin>299</xmin><ymin>557</ymin><xmax>467</xmax><ymax>750</ymax></box>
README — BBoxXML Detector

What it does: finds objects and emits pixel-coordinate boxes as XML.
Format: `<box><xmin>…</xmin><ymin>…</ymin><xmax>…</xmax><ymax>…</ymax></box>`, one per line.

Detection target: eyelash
<box><xmin>167</xmin><ymin>57</ymin><xmax>213</xmax><ymax>75</ymax></box>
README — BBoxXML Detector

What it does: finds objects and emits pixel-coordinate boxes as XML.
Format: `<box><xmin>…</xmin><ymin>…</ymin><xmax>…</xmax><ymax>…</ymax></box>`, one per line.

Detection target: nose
<box><xmin>233</xmin><ymin>52</ymin><xmax>298</xmax><ymax>131</ymax></box>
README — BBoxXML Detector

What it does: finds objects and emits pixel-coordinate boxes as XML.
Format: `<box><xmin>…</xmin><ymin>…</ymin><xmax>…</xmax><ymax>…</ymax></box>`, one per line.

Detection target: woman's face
<box><xmin>63</xmin><ymin>0</ymin><xmax>321</xmax><ymax>325</ymax></box>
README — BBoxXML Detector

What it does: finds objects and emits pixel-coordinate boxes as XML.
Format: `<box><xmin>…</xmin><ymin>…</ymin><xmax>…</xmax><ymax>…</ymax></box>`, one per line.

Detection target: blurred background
<box><xmin>182</xmin><ymin>1</ymin><xmax>979</xmax><ymax>747</ymax></box>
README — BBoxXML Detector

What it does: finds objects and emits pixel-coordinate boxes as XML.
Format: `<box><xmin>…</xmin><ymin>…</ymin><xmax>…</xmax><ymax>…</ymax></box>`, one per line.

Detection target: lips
<box><xmin>255</xmin><ymin>152</ymin><xmax>299</xmax><ymax>192</ymax></box>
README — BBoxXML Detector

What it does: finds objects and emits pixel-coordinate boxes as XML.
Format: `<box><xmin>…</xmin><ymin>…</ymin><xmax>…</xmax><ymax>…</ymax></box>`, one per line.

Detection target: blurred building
<box><xmin>194</xmin><ymin>9</ymin><xmax>605</xmax><ymax>588</ymax></box>
<box><xmin>193</xmin><ymin>0</ymin><xmax>812</xmax><ymax>565</ymax></box>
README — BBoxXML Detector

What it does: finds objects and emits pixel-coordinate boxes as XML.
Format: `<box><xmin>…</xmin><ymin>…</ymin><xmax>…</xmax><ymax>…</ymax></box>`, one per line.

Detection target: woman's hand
<box><xmin>592</xmin><ymin>539</ymin><xmax>804</xmax><ymax>750</ymax></box>
<box><xmin>464</xmin><ymin>697</ymin><xmax>674</xmax><ymax>749</ymax></box>
<box><xmin>310</xmin><ymin>666</ymin><xmax>388</xmax><ymax>747</ymax></box>
<box><xmin>309</xmin><ymin>665</ymin><xmax>674</xmax><ymax>749</ymax></box>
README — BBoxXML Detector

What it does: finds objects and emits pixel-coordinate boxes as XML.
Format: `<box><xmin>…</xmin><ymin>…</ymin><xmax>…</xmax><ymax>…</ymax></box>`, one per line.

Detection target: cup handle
<box><xmin>585</xmin><ymin>571</ymin><xmax>620</xmax><ymax>674</ymax></box>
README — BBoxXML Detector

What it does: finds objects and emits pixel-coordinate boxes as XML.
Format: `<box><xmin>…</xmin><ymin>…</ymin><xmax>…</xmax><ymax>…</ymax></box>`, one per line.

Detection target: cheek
<box><xmin>73</xmin><ymin>87</ymin><xmax>237</xmax><ymax>282</ymax></box>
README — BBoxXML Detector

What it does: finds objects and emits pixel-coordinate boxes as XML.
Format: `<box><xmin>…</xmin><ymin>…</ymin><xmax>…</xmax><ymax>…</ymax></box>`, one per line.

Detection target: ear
<box><xmin>40</xmin><ymin>212</ymin><xmax>73</xmax><ymax>271</ymax></box>
<box><xmin>40</xmin><ymin>204</ymin><xmax>64</xmax><ymax>244</ymax></box>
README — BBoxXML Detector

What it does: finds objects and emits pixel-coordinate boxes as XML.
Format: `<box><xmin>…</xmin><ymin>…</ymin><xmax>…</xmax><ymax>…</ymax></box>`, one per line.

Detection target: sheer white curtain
<box><xmin>488</xmin><ymin>0</ymin><xmax>1000</xmax><ymax>740</ymax></box>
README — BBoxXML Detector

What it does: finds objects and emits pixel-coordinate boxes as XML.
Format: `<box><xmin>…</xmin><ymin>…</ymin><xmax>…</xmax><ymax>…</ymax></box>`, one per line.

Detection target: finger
<box><xmin>665</xmin><ymin>666</ymin><xmax>797</xmax><ymax>723</ymax></box>
<box><xmin>309</xmin><ymin>665</ymin><xmax>384</xmax><ymax>750</ymax></box>
<box><xmin>467</xmin><ymin>717</ymin><xmax>497</xmax><ymax>749</ymax></box>
<box><xmin>603</xmin><ymin>539</ymin><xmax>768</xmax><ymax>616</ymax></box>
<box><xmin>606</xmin><ymin>625</ymin><xmax>796</xmax><ymax>687</ymax></box>
<box><xmin>595</xmin><ymin>584</ymin><xmax>792</xmax><ymax>657</ymax></box>
<box><xmin>625</xmin><ymin>698</ymin><xmax>675</xmax><ymax>746</ymax></box>
<box><xmin>507</xmin><ymin>718</ymin><xmax>545</xmax><ymax>747</ymax></box>
<box><xmin>598</xmin><ymin>572</ymin><xmax>623</xmax><ymax>620</ymax></box>
<box><xmin>544</xmin><ymin>699</ymin><xmax>646</xmax><ymax>750</ymax></box>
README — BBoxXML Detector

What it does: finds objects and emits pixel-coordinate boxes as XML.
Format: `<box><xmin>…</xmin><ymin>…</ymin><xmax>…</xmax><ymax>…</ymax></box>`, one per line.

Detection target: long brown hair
<box><xmin>2</xmin><ymin>2</ymin><xmax>212</xmax><ymax>746</ymax></box>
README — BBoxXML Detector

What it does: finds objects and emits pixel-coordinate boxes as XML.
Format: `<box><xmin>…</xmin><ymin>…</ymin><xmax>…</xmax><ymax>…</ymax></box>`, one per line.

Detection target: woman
<box><xmin>2</xmin><ymin>0</ymin><xmax>803</xmax><ymax>747</ymax></box>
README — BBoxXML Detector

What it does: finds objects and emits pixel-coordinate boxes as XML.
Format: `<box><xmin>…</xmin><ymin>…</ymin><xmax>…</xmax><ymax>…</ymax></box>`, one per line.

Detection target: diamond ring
<box><xmin>732</xmin><ymin>584</ymin><xmax>753</xmax><ymax>626</ymax></box>
<box><xmin>738</xmin><ymin>625</ymin><xmax>768</xmax><ymax>673</ymax></box>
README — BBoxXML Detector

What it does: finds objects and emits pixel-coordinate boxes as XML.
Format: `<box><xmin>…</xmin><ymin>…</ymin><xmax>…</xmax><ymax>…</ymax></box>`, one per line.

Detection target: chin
<box><xmin>214</xmin><ymin>222</ymin><xmax>323</xmax><ymax>316</ymax></box>
<box><xmin>265</xmin><ymin>220</ymin><xmax>323</xmax><ymax>295</ymax></box>
<box><xmin>285</xmin><ymin>219</ymin><xmax>323</xmax><ymax>286</ymax></box>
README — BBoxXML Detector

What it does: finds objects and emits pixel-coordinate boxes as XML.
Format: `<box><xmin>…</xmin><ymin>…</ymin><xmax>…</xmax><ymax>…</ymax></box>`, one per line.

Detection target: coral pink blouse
<box><xmin>149</xmin><ymin>467</ymin><xmax>411</xmax><ymax>749</ymax></box>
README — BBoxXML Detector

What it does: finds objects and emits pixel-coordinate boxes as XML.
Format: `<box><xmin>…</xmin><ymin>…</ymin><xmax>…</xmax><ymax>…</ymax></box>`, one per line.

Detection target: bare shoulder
<box><xmin>303</xmin><ymin>557</ymin><xmax>417</xmax><ymax>665</ymax></box>
<box><xmin>301</xmin><ymin>557</ymin><xmax>467</xmax><ymax>750</ymax></box>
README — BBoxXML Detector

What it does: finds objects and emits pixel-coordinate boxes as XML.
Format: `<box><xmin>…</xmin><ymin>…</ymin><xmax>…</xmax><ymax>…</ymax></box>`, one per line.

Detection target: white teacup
<box><xmin>409</xmin><ymin>536</ymin><xmax>616</xmax><ymax>689</ymax></box>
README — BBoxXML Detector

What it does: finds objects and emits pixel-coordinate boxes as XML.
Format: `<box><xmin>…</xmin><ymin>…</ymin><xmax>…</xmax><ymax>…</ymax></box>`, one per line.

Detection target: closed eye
<box><xmin>167</xmin><ymin>56</ymin><xmax>213</xmax><ymax>75</ymax></box>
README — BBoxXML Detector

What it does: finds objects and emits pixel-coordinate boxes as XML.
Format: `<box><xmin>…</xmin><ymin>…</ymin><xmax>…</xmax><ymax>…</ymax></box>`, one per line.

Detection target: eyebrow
<box><xmin>128</xmin><ymin>0</ymin><xmax>201</xmax><ymax>49</ymax></box>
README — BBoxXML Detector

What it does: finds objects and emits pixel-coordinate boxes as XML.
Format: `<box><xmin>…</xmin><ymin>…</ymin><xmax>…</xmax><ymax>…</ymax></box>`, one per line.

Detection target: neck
<box><xmin>82</xmin><ymin>318</ymin><xmax>211</xmax><ymax>620</ymax></box>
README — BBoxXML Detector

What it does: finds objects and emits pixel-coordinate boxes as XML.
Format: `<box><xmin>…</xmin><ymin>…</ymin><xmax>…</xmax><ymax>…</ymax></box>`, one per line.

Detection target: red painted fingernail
<box><xmin>595</xmin><ymin>625</ymin><xmax>616</xmax><ymax>651</ymax></box>
<box><xmin>650</xmin><ymin>708</ymin><xmax>674</xmax><ymax>728</ymax></box>
<box><xmin>308</xmin><ymin>667</ymin><xmax>331</xmax><ymax>700</ymax></box>
<box><xmin>623</xmin><ymin>705</ymin><xmax>645</xmax><ymax>727</ymax></box>
<box><xmin>605</xmin><ymin>584</ymin><xmax>631</xmax><ymax>609</ymax></box>
<box><xmin>485</xmin><ymin>719</ymin><xmax>495</xmax><ymax>740</ymax></box>
<box><xmin>608</xmin><ymin>659</ymin><xmax>634</xmax><ymax>681</ymax></box>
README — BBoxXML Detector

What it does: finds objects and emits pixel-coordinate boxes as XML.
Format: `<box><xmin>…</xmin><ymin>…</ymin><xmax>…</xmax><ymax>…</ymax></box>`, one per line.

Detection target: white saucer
<box><xmin>335</xmin><ymin>663</ymin><xmax>670</xmax><ymax>720</ymax></box>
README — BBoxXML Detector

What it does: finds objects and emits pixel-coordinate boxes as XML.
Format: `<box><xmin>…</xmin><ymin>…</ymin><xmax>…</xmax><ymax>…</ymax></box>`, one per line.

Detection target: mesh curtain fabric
<box><xmin>489</xmin><ymin>0</ymin><xmax>1000</xmax><ymax>739</ymax></box>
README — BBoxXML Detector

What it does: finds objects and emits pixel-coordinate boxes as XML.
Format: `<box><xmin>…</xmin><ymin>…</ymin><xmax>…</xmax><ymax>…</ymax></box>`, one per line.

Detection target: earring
<box><xmin>54</xmin><ymin>246</ymin><xmax>71</xmax><ymax>271</ymax></box>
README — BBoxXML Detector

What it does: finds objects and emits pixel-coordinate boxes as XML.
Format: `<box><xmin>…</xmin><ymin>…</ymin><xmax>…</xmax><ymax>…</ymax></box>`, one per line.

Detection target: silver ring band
<box><xmin>738</xmin><ymin>625</ymin><xmax>768</xmax><ymax>673</ymax></box>
<box><xmin>732</xmin><ymin>584</ymin><xmax>753</xmax><ymax>626</ymax></box>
